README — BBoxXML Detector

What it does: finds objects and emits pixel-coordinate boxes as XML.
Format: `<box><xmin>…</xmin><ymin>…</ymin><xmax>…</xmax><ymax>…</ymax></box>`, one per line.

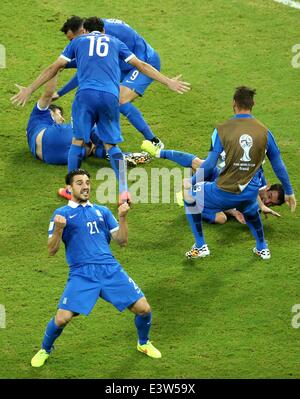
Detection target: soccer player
<box><xmin>11</xmin><ymin>17</ymin><xmax>190</xmax><ymax>201</ymax></box>
<box><xmin>141</xmin><ymin>141</ymin><xmax>283</xmax><ymax>224</ymax></box>
<box><xmin>181</xmin><ymin>86</ymin><xmax>296</xmax><ymax>260</ymax></box>
<box><xmin>30</xmin><ymin>168</ymin><xmax>161</xmax><ymax>368</ymax></box>
<box><xmin>24</xmin><ymin>76</ymin><xmax>113</xmax><ymax>169</ymax></box>
<box><xmin>25</xmin><ymin>75</ymin><xmax>73</xmax><ymax>165</ymax></box>
<box><xmin>58</xmin><ymin>16</ymin><xmax>165</xmax><ymax>148</ymax></box>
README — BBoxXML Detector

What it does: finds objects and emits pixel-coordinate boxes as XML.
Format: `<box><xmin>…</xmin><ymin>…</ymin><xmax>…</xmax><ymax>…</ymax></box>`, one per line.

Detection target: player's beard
<box><xmin>73</xmin><ymin>189</ymin><xmax>90</xmax><ymax>203</ymax></box>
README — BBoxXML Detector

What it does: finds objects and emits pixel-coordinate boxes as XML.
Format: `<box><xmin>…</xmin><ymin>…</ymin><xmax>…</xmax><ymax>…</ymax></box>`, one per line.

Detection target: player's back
<box><xmin>103</xmin><ymin>18</ymin><xmax>154</xmax><ymax>71</ymax></box>
<box><xmin>61</xmin><ymin>32</ymin><xmax>133</xmax><ymax>98</ymax></box>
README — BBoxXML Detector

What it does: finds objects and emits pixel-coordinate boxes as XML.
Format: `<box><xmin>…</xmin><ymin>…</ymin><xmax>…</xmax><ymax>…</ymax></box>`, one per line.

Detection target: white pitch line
<box><xmin>273</xmin><ymin>0</ymin><xmax>300</xmax><ymax>9</ymax></box>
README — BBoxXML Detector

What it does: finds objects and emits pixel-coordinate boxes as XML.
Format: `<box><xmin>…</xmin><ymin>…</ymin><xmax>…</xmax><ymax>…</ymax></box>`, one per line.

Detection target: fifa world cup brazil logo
<box><xmin>239</xmin><ymin>134</ymin><xmax>253</xmax><ymax>162</ymax></box>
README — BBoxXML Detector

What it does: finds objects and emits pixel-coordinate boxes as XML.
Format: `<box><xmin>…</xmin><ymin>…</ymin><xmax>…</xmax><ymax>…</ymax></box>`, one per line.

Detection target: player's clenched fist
<box><xmin>54</xmin><ymin>215</ymin><xmax>67</xmax><ymax>229</ymax></box>
<box><xmin>118</xmin><ymin>202</ymin><xmax>130</xmax><ymax>217</ymax></box>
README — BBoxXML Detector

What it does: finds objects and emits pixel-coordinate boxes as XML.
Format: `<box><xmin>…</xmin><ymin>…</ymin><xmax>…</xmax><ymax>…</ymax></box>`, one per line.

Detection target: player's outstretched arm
<box><xmin>11</xmin><ymin>58</ymin><xmax>68</xmax><ymax>107</ymax></box>
<box><xmin>266</xmin><ymin>132</ymin><xmax>296</xmax><ymax>212</ymax></box>
<box><xmin>285</xmin><ymin>194</ymin><xmax>297</xmax><ymax>212</ymax></box>
<box><xmin>128</xmin><ymin>57</ymin><xmax>191</xmax><ymax>94</ymax></box>
<box><xmin>48</xmin><ymin>215</ymin><xmax>66</xmax><ymax>256</ymax></box>
<box><xmin>111</xmin><ymin>203</ymin><xmax>130</xmax><ymax>247</ymax></box>
<box><xmin>38</xmin><ymin>75</ymin><xmax>59</xmax><ymax>109</ymax></box>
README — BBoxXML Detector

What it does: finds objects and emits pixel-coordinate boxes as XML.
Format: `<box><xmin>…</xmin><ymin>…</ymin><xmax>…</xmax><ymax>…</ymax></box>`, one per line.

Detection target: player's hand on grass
<box><xmin>54</xmin><ymin>215</ymin><xmax>67</xmax><ymax>230</ymax></box>
<box><xmin>118</xmin><ymin>202</ymin><xmax>130</xmax><ymax>218</ymax></box>
<box><xmin>261</xmin><ymin>204</ymin><xmax>281</xmax><ymax>218</ymax></box>
<box><xmin>11</xmin><ymin>84</ymin><xmax>33</xmax><ymax>107</ymax></box>
<box><xmin>167</xmin><ymin>75</ymin><xmax>191</xmax><ymax>94</ymax></box>
<box><xmin>285</xmin><ymin>194</ymin><xmax>296</xmax><ymax>212</ymax></box>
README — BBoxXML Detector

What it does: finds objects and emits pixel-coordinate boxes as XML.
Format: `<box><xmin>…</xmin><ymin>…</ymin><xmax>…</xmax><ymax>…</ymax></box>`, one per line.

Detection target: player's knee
<box><xmin>139</xmin><ymin>301</ymin><xmax>151</xmax><ymax>316</ymax></box>
<box><xmin>104</xmin><ymin>143</ymin><xmax>114</xmax><ymax>151</ymax></box>
<box><xmin>72</xmin><ymin>138</ymin><xmax>84</xmax><ymax>146</ymax></box>
<box><xmin>119</xmin><ymin>95</ymin><xmax>129</xmax><ymax>105</ymax></box>
<box><xmin>215</xmin><ymin>212</ymin><xmax>227</xmax><ymax>224</ymax></box>
<box><xmin>130</xmin><ymin>297</ymin><xmax>151</xmax><ymax>315</ymax></box>
<box><xmin>55</xmin><ymin>310</ymin><xmax>73</xmax><ymax>327</ymax></box>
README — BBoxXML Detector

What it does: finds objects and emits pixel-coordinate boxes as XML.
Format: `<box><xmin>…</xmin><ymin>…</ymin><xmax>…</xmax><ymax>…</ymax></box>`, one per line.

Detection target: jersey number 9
<box><xmin>88</xmin><ymin>36</ymin><xmax>110</xmax><ymax>58</ymax></box>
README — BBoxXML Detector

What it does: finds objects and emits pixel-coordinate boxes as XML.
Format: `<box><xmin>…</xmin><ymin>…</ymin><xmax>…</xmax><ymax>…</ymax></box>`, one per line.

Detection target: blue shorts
<box><xmin>58</xmin><ymin>263</ymin><xmax>144</xmax><ymax>316</ymax></box>
<box><xmin>72</xmin><ymin>90</ymin><xmax>124</xmax><ymax>144</ymax></box>
<box><xmin>42</xmin><ymin>124</ymin><xmax>73</xmax><ymax>165</ymax></box>
<box><xmin>121</xmin><ymin>51</ymin><xmax>161</xmax><ymax>96</ymax></box>
<box><xmin>190</xmin><ymin>181</ymin><xmax>260</xmax><ymax>217</ymax></box>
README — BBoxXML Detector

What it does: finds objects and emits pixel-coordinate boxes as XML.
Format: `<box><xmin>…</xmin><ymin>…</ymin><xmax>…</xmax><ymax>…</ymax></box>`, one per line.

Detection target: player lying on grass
<box><xmin>26</xmin><ymin>75</ymin><xmax>95</xmax><ymax>165</ymax></box>
<box><xmin>141</xmin><ymin>141</ymin><xmax>284</xmax><ymax>224</ymax></box>
<box><xmin>11</xmin><ymin>17</ymin><xmax>190</xmax><ymax>203</ymax></box>
<box><xmin>167</xmin><ymin>86</ymin><xmax>295</xmax><ymax>260</ymax></box>
<box><xmin>25</xmin><ymin>74</ymin><xmax>147</xmax><ymax>177</ymax></box>
<box><xmin>58</xmin><ymin>16</ymin><xmax>165</xmax><ymax>149</ymax></box>
<box><xmin>31</xmin><ymin>168</ymin><xmax>161</xmax><ymax>368</ymax></box>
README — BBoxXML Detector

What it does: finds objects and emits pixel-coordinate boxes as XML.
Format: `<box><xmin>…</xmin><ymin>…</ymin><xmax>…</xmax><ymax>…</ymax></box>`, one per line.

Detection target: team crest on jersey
<box><xmin>239</xmin><ymin>134</ymin><xmax>253</xmax><ymax>162</ymax></box>
<box><xmin>96</xmin><ymin>209</ymin><xmax>104</xmax><ymax>221</ymax></box>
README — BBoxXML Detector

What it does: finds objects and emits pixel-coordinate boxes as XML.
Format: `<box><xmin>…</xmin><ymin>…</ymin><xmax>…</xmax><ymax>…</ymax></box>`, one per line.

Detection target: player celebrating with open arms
<box><xmin>31</xmin><ymin>168</ymin><xmax>161</xmax><ymax>368</ymax></box>
<box><xmin>11</xmin><ymin>17</ymin><xmax>190</xmax><ymax>202</ymax></box>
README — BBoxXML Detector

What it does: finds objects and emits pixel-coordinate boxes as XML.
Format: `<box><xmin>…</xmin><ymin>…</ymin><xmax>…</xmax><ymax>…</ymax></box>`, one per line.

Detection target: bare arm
<box><xmin>111</xmin><ymin>203</ymin><xmax>130</xmax><ymax>247</ymax></box>
<box><xmin>48</xmin><ymin>215</ymin><xmax>66</xmax><ymax>256</ymax></box>
<box><xmin>11</xmin><ymin>57</ymin><xmax>68</xmax><ymax>107</ymax></box>
<box><xmin>128</xmin><ymin>57</ymin><xmax>191</xmax><ymax>94</ymax></box>
<box><xmin>257</xmin><ymin>194</ymin><xmax>281</xmax><ymax>218</ymax></box>
<box><xmin>36</xmin><ymin>75</ymin><xmax>59</xmax><ymax>109</ymax></box>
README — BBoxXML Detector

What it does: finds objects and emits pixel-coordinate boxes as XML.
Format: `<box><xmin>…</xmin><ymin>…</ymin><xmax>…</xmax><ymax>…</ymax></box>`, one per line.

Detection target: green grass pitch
<box><xmin>0</xmin><ymin>0</ymin><xmax>300</xmax><ymax>378</ymax></box>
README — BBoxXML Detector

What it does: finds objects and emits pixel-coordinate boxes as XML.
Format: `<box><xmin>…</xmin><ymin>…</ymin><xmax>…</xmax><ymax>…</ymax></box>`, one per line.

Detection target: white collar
<box><xmin>91</xmin><ymin>31</ymin><xmax>101</xmax><ymax>34</ymax></box>
<box><xmin>68</xmin><ymin>200</ymin><xmax>93</xmax><ymax>208</ymax></box>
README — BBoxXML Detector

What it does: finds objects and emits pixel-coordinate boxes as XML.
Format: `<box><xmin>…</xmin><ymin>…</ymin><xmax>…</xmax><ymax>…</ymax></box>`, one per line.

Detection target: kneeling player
<box><xmin>141</xmin><ymin>141</ymin><xmax>283</xmax><ymax>224</ymax></box>
<box><xmin>31</xmin><ymin>168</ymin><xmax>161</xmax><ymax>368</ymax></box>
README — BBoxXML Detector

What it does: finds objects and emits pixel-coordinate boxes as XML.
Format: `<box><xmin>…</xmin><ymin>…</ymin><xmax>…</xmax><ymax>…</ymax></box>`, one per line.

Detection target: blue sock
<box><xmin>94</xmin><ymin>145</ymin><xmax>106</xmax><ymax>159</ymax></box>
<box><xmin>184</xmin><ymin>201</ymin><xmax>206</xmax><ymax>247</ymax></box>
<box><xmin>120</xmin><ymin>103</ymin><xmax>155</xmax><ymax>140</ymax></box>
<box><xmin>160</xmin><ymin>150</ymin><xmax>195</xmax><ymax>167</ymax></box>
<box><xmin>244</xmin><ymin>211</ymin><xmax>267</xmax><ymax>250</ymax></box>
<box><xmin>107</xmin><ymin>146</ymin><xmax>128</xmax><ymax>192</ymax></box>
<box><xmin>135</xmin><ymin>312</ymin><xmax>152</xmax><ymax>345</ymax></box>
<box><xmin>41</xmin><ymin>318</ymin><xmax>64</xmax><ymax>353</ymax></box>
<box><xmin>68</xmin><ymin>144</ymin><xmax>85</xmax><ymax>172</ymax></box>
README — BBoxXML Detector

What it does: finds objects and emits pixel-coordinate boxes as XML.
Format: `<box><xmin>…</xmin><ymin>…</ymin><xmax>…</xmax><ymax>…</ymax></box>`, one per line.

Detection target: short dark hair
<box><xmin>233</xmin><ymin>86</ymin><xmax>256</xmax><ymax>110</ymax></box>
<box><xmin>267</xmin><ymin>183</ymin><xmax>285</xmax><ymax>205</ymax></box>
<box><xmin>60</xmin><ymin>16</ymin><xmax>84</xmax><ymax>34</ymax></box>
<box><xmin>83</xmin><ymin>17</ymin><xmax>104</xmax><ymax>33</ymax></box>
<box><xmin>49</xmin><ymin>104</ymin><xmax>64</xmax><ymax>116</ymax></box>
<box><xmin>65</xmin><ymin>169</ymin><xmax>90</xmax><ymax>185</ymax></box>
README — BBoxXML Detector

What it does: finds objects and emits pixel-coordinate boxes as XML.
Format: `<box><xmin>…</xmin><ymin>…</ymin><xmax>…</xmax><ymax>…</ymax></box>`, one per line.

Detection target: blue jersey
<box><xmin>103</xmin><ymin>18</ymin><xmax>155</xmax><ymax>71</ymax></box>
<box><xmin>26</xmin><ymin>104</ymin><xmax>55</xmax><ymax>155</ymax></box>
<box><xmin>48</xmin><ymin>201</ymin><xmax>120</xmax><ymax>269</ymax></box>
<box><xmin>60</xmin><ymin>31</ymin><xmax>135</xmax><ymax>98</ymax></box>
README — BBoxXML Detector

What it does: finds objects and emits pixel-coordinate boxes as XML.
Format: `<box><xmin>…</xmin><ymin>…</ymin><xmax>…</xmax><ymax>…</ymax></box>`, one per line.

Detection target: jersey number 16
<box><xmin>88</xmin><ymin>36</ymin><xmax>110</xmax><ymax>57</ymax></box>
